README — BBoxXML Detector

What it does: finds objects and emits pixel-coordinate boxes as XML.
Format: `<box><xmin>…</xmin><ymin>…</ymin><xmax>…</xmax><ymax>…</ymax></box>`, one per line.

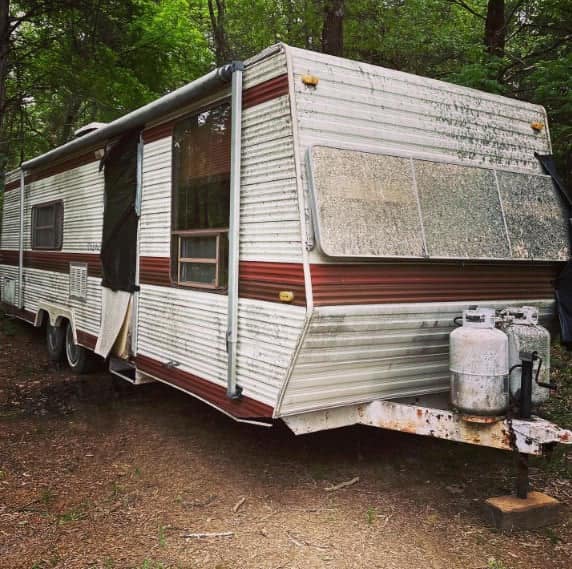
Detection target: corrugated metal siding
<box><xmin>140</xmin><ymin>137</ymin><xmax>172</xmax><ymax>257</ymax></box>
<box><xmin>278</xmin><ymin>299</ymin><xmax>555</xmax><ymax>416</ymax></box>
<box><xmin>241</xmin><ymin>95</ymin><xmax>301</xmax><ymax>262</ymax></box>
<box><xmin>243</xmin><ymin>46</ymin><xmax>288</xmax><ymax>89</ymax></box>
<box><xmin>288</xmin><ymin>46</ymin><xmax>551</xmax><ymax>174</ymax></box>
<box><xmin>0</xmin><ymin>187</ymin><xmax>20</xmax><ymax>249</ymax></box>
<box><xmin>310</xmin><ymin>262</ymin><xmax>561</xmax><ymax>305</ymax></box>
<box><xmin>24</xmin><ymin>162</ymin><xmax>104</xmax><ymax>251</ymax></box>
<box><xmin>0</xmin><ymin>161</ymin><xmax>104</xmax><ymax>334</ymax></box>
<box><xmin>134</xmin><ymin>47</ymin><xmax>305</xmax><ymax>412</ymax></box>
<box><xmin>22</xmin><ymin>268</ymin><xmax>102</xmax><ymax>336</ymax></box>
<box><xmin>4</xmin><ymin>169</ymin><xmax>20</xmax><ymax>185</ymax></box>
<box><xmin>136</xmin><ymin>285</ymin><xmax>306</xmax><ymax>407</ymax></box>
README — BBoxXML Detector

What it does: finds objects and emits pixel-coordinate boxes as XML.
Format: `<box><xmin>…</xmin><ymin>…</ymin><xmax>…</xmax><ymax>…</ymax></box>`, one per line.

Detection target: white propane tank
<box><xmin>450</xmin><ymin>308</ymin><xmax>509</xmax><ymax>416</ymax></box>
<box><xmin>499</xmin><ymin>306</ymin><xmax>551</xmax><ymax>406</ymax></box>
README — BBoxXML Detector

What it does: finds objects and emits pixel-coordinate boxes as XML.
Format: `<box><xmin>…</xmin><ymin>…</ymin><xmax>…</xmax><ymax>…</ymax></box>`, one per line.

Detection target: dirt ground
<box><xmin>1</xmin><ymin>319</ymin><xmax>571</xmax><ymax>569</ymax></box>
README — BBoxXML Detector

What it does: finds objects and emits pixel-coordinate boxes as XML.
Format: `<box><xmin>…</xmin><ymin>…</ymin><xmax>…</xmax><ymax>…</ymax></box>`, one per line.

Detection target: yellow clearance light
<box><xmin>279</xmin><ymin>291</ymin><xmax>295</xmax><ymax>303</ymax></box>
<box><xmin>301</xmin><ymin>74</ymin><xmax>319</xmax><ymax>87</ymax></box>
<box><xmin>531</xmin><ymin>121</ymin><xmax>544</xmax><ymax>132</ymax></box>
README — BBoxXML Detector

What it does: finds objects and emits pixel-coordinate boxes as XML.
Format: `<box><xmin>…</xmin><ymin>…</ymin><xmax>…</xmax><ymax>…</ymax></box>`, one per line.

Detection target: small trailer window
<box><xmin>307</xmin><ymin>146</ymin><xmax>569</xmax><ymax>262</ymax></box>
<box><xmin>31</xmin><ymin>201</ymin><xmax>63</xmax><ymax>250</ymax></box>
<box><xmin>172</xmin><ymin>102</ymin><xmax>231</xmax><ymax>289</ymax></box>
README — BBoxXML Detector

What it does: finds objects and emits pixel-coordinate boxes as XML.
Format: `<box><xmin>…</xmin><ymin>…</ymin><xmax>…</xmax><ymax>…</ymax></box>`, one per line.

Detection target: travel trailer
<box><xmin>1</xmin><ymin>44</ymin><xmax>571</xmax><ymax>466</ymax></box>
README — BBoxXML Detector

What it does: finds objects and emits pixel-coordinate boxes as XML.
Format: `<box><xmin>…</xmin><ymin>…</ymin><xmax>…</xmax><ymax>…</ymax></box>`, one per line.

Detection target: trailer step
<box><xmin>109</xmin><ymin>357</ymin><xmax>154</xmax><ymax>385</ymax></box>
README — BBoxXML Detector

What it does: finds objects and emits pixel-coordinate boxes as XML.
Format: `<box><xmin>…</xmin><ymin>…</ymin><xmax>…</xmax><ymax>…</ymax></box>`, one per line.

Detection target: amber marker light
<box><xmin>279</xmin><ymin>291</ymin><xmax>295</xmax><ymax>303</ymax></box>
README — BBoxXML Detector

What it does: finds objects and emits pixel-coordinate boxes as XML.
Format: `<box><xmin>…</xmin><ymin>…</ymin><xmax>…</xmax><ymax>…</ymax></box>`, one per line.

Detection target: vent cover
<box><xmin>69</xmin><ymin>263</ymin><xmax>88</xmax><ymax>301</ymax></box>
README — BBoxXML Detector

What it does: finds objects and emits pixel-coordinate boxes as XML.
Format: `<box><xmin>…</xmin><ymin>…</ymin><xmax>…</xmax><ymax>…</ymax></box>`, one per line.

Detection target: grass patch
<box><xmin>40</xmin><ymin>488</ymin><xmax>56</xmax><ymax>508</ymax></box>
<box><xmin>57</xmin><ymin>503</ymin><xmax>88</xmax><ymax>524</ymax></box>
<box><xmin>139</xmin><ymin>561</ymin><xmax>167</xmax><ymax>569</ymax></box>
<box><xmin>487</xmin><ymin>559</ymin><xmax>509</xmax><ymax>569</ymax></box>
<box><xmin>366</xmin><ymin>506</ymin><xmax>377</xmax><ymax>525</ymax></box>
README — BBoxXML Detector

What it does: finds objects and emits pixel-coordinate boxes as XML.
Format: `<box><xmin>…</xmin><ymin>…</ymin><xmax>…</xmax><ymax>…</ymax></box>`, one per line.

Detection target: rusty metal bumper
<box><xmin>283</xmin><ymin>399</ymin><xmax>572</xmax><ymax>455</ymax></box>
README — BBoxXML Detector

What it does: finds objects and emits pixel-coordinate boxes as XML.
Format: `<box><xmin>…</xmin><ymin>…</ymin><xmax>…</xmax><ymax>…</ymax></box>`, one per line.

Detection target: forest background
<box><xmin>0</xmin><ymin>0</ymin><xmax>570</xmax><ymax>187</ymax></box>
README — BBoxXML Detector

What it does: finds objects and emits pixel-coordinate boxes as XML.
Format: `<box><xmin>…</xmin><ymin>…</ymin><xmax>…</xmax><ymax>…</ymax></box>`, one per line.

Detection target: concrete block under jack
<box><xmin>484</xmin><ymin>491</ymin><xmax>564</xmax><ymax>530</ymax></box>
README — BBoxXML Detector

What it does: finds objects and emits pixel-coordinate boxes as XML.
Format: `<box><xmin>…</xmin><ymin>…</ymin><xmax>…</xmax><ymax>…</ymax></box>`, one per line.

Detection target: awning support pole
<box><xmin>226</xmin><ymin>62</ymin><xmax>245</xmax><ymax>400</ymax></box>
<box><xmin>18</xmin><ymin>169</ymin><xmax>25</xmax><ymax>308</ymax></box>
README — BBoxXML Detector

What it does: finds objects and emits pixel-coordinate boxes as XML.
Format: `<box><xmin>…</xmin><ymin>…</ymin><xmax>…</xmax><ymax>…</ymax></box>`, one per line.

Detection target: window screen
<box><xmin>31</xmin><ymin>201</ymin><xmax>63</xmax><ymax>250</ymax></box>
<box><xmin>308</xmin><ymin>146</ymin><xmax>569</xmax><ymax>262</ymax></box>
<box><xmin>172</xmin><ymin>102</ymin><xmax>231</xmax><ymax>288</ymax></box>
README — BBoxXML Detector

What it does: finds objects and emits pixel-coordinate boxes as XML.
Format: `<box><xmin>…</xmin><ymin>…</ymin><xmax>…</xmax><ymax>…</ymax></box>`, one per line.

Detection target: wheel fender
<box><xmin>36</xmin><ymin>301</ymin><xmax>78</xmax><ymax>343</ymax></box>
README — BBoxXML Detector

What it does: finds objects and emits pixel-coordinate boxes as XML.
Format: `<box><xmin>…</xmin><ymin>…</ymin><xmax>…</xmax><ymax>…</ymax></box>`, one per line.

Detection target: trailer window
<box><xmin>307</xmin><ymin>146</ymin><xmax>569</xmax><ymax>262</ymax></box>
<box><xmin>172</xmin><ymin>102</ymin><xmax>231</xmax><ymax>288</ymax></box>
<box><xmin>31</xmin><ymin>201</ymin><xmax>63</xmax><ymax>250</ymax></box>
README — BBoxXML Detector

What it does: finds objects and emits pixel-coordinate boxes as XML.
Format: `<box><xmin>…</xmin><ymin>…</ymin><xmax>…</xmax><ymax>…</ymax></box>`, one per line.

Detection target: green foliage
<box><xmin>1</xmin><ymin>0</ymin><xmax>571</xmax><ymax>186</ymax></box>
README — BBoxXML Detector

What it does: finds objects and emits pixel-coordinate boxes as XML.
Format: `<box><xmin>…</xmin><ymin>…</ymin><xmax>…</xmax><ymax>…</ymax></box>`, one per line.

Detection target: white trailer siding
<box><xmin>274</xmin><ymin>45</ymin><xmax>560</xmax><ymax>418</ymax></box>
<box><xmin>24</xmin><ymin>163</ymin><xmax>104</xmax><ymax>252</ymax></box>
<box><xmin>135</xmin><ymin>46</ymin><xmax>306</xmax><ymax>413</ymax></box>
<box><xmin>0</xmin><ymin>180</ymin><xmax>20</xmax><ymax>250</ymax></box>
<box><xmin>287</xmin><ymin>46</ymin><xmax>551</xmax><ymax>178</ymax></box>
<box><xmin>278</xmin><ymin>299</ymin><xmax>555</xmax><ymax>416</ymax></box>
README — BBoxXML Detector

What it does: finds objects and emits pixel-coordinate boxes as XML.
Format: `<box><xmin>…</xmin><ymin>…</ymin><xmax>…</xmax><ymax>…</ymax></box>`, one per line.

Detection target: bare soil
<box><xmin>0</xmin><ymin>318</ymin><xmax>571</xmax><ymax>569</ymax></box>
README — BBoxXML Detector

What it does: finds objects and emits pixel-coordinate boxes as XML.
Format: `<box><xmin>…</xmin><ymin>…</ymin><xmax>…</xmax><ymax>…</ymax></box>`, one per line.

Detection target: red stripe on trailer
<box><xmin>141</xmin><ymin>74</ymin><xmax>290</xmax><ymax>144</ymax></box>
<box><xmin>138</xmin><ymin>256</ymin><xmax>307</xmax><ymax>306</ymax></box>
<box><xmin>143</xmin><ymin>121</ymin><xmax>175</xmax><ymax>143</ymax></box>
<box><xmin>243</xmin><ymin>74</ymin><xmax>289</xmax><ymax>109</ymax></box>
<box><xmin>310</xmin><ymin>262</ymin><xmax>562</xmax><ymax>306</ymax></box>
<box><xmin>139</xmin><ymin>256</ymin><xmax>171</xmax><ymax>286</ymax></box>
<box><xmin>76</xmin><ymin>330</ymin><xmax>97</xmax><ymax>350</ymax></box>
<box><xmin>0</xmin><ymin>250</ymin><xmax>102</xmax><ymax>277</ymax></box>
<box><xmin>4</xmin><ymin>180</ymin><xmax>20</xmax><ymax>191</ymax></box>
<box><xmin>239</xmin><ymin>260</ymin><xmax>306</xmax><ymax>306</ymax></box>
<box><xmin>135</xmin><ymin>353</ymin><xmax>274</xmax><ymax>419</ymax></box>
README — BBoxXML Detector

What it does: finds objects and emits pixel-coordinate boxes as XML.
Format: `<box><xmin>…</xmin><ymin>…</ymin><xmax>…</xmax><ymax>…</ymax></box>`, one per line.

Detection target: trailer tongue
<box><xmin>283</xmin><ymin>396</ymin><xmax>572</xmax><ymax>456</ymax></box>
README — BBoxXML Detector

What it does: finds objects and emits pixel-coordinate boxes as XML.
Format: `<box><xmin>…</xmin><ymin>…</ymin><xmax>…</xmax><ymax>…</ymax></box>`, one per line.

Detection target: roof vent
<box><xmin>74</xmin><ymin>122</ymin><xmax>108</xmax><ymax>138</ymax></box>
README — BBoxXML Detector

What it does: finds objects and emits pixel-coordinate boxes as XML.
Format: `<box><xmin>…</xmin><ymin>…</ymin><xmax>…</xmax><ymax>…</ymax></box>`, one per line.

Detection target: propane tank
<box><xmin>450</xmin><ymin>308</ymin><xmax>509</xmax><ymax>416</ymax></box>
<box><xmin>499</xmin><ymin>306</ymin><xmax>551</xmax><ymax>406</ymax></box>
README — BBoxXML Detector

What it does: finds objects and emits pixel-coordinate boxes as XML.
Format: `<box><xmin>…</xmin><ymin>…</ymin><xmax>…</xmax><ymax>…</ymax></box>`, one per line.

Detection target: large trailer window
<box><xmin>307</xmin><ymin>146</ymin><xmax>569</xmax><ymax>262</ymax></box>
<box><xmin>172</xmin><ymin>102</ymin><xmax>230</xmax><ymax>289</ymax></box>
<box><xmin>31</xmin><ymin>201</ymin><xmax>63</xmax><ymax>250</ymax></box>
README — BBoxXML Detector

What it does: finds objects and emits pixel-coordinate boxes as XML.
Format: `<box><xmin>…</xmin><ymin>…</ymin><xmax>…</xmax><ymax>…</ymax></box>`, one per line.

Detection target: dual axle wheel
<box><xmin>46</xmin><ymin>321</ymin><xmax>92</xmax><ymax>374</ymax></box>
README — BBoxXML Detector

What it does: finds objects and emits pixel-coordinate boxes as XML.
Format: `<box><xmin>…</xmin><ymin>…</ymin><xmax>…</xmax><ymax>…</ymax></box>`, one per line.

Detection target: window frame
<box><xmin>170</xmin><ymin>99</ymin><xmax>231</xmax><ymax>291</ymax></box>
<box><xmin>173</xmin><ymin>228</ymin><xmax>228</xmax><ymax>289</ymax></box>
<box><xmin>31</xmin><ymin>200</ymin><xmax>64</xmax><ymax>251</ymax></box>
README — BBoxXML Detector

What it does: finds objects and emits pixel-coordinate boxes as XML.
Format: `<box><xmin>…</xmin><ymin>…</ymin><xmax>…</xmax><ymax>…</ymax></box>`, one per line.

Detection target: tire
<box><xmin>46</xmin><ymin>323</ymin><xmax>66</xmax><ymax>362</ymax></box>
<box><xmin>65</xmin><ymin>322</ymin><xmax>92</xmax><ymax>374</ymax></box>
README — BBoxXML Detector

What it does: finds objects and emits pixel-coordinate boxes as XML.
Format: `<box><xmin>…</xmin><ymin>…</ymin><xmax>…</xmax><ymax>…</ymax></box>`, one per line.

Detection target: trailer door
<box><xmin>95</xmin><ymin>129</ymin><xmax>141</xmax><ymax>358</ymax></box>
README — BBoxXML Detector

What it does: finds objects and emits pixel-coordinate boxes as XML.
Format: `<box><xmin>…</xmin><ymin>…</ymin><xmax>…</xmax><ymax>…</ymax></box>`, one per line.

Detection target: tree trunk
<box><xmin>321</xmin><ymin>0</ymin><xmax>344</xmax><ymax>56</ymax></box>
<box><xmin>0</xmin><ymin>0</ymin><xmax>10</xmax><ymax>165</ymax></box>
<box><xmin>207</xmin><ymin>0</ymin><xmax>228</xmax><ymax>66</ymax></box>
<box><xmin>484</xmin><ymin>0</ymin><xmax>505</xmax><ymax>56</ymax></box>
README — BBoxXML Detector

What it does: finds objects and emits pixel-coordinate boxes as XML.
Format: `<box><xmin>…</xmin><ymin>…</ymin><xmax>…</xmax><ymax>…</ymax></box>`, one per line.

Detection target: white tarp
<box><xmin>95</xmin><ymin>287</ymin><xmax>132</xmax><ymax>358</ymax></box>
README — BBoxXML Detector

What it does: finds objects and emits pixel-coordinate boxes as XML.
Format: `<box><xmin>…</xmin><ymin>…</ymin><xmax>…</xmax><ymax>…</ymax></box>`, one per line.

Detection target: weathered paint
<box><xmin>277</xmin><ymin>299</ymin><xmax>555</xmax><ymax>417</ymax></box>
<box><xmin>282</xmin><ymin>399</ymin><xmax>572</xmax><ymax>455</ymax></box>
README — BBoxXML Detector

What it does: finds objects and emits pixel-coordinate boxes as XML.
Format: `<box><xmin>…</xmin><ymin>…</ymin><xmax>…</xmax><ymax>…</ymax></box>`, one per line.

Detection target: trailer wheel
<box><xmin>65</xmin><ymin>323</ymin><xmax>91</xmax><ymax>374</ymax></box>
<box><xmin>46</xmin><ymin>323</ymin><xmax>66</xmax><ymax>362</ymax></box>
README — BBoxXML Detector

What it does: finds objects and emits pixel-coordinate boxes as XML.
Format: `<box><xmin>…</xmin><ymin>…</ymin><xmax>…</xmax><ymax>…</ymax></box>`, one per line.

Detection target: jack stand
<box><xmin>515</xmin><ymin>453</ymin><xmax>529</xmax><ymax>499</ymax></box>
<box><xmin>484</xmin><ymin>352</ymin><xmax>563</xmax><ymax>530</ymax></box>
